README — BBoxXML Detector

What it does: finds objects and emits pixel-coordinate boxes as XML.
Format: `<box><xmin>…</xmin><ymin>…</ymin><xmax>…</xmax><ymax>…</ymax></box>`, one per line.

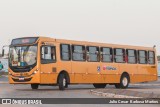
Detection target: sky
<box><xmin>0</xmin><ymin>0</ymin><xmax>160</xmax><ymax>54</ymax></box>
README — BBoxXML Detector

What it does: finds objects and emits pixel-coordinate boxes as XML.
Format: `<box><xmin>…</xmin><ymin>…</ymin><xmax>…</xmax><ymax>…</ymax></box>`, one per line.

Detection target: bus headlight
<box><xmin>31</xmin><ymin>70</ymin><xmax>38</xmax><ymax>76</ymax></box>
<box><xmin>34</xmin><ymin>71</ymin><xmax>37</xmax><ymax>74</ymax></box>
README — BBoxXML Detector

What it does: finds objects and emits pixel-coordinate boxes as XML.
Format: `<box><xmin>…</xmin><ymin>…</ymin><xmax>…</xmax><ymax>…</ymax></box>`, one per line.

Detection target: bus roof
<box><xmin>37</xmin><ymin>36</ymin><xmax>155</xmax><ymax>51</ymax></box>
<box><xmin>11</xmin><ymin>36</ymin><xmax>155</xmax><ymax>51</ymax></box>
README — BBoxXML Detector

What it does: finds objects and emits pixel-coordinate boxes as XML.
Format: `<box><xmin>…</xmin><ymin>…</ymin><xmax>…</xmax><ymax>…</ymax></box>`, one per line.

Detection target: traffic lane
<box><xmin>127</xmin><ymin>77</ymin><xmax>160</xmax><ymax>95</ymax></box>
<box><xmin>91</xmin><ymin>85</ymin><xmax>160</xmax><ymax>98</ymax></box>
<box><xmin>0</xmin><ymin>84</ymin><xmax>103</xmax><ymax>98</ymax></box>
<box><xmin>1</xmin><ymin>81</ymin><xmax>160</xmax><ymax>107</ymax></box>
<box><xmin>90</xmin><ymin>83</ymin><xmax>160</xmax><ymax>98</ymax></box>
<box><xmin>0</xmin><ymin>76</ymin><xmax>160</xmax><ymax>98</ymax></box>
<box><xmin>90</xmin><ymin>77</ymin><xmax>160</xmax><ymax>97</ymax></box>
<box><xmin>0</xmin><ymin>76</ymin><xmax>101</xmax><ymax>98</ymax></box>
<box><xmin>1</xmin><ymin>83</ymin><xmax>160</xmax><ymax>98</ymax></box>
<box><xmin>128</xmin><ymin>85</ymin><xmax>160</xmax><ymax>95</ymax></box>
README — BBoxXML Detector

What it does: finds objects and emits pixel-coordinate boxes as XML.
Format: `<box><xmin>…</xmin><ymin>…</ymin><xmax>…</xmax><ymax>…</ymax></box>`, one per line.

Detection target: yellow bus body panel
<box><xmin>8</xmin><ymin>37</ymin><xmax>158</xmax><ymax>84</ymax></box>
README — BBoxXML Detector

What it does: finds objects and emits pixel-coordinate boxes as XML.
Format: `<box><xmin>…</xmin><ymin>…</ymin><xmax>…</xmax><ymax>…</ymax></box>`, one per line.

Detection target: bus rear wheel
<box><xmin>31</xmin><ymin>84</ymin><xmax>39</xmax><ymax>89</ymax></box>
<box><xmin>58</xmin><ymin>74</ymin><xmax>67</xmax><ymax>90</ymax></box>
<box><xmin>93</xmin><ymin>84</ymin><xmax>106</xmax><ymax>88</ymax></box>
<box><xmin>115</xmin><ymin>74</ymin><xmax>130</xmax><ymax>89</ymax></box>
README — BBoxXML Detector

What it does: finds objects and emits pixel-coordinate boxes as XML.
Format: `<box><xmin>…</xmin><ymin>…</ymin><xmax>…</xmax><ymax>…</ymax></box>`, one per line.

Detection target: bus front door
<box><xmin>40</xmin><ymin>45</ymin><xmax>57</xmax><ymax>84</ymax></box>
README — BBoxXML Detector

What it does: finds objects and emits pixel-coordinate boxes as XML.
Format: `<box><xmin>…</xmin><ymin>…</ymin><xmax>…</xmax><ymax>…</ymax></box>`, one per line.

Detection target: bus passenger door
<box><xmin>40</xmin><ymin>45</ymin><xmax>57</xmax><ymax>84</ymax></box>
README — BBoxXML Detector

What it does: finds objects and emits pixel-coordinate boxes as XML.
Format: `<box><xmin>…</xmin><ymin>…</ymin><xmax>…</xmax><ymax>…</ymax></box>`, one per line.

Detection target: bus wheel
<box><xmin>58</xmin><ymin>74</ymin><xmax>67</xmax><ymax>90</ymax></box>
<box><xmin>65</xmin><ymin>84</ymin><xmax>68</xmax><ymax>88</ymax></box>
<box><xmin>93</xmin><ymin>84</ymin><xmax>106</xmax><ymax>88</ymax></box>
<box><xmin>31</xmin><ymin>84</ymin><xmax>39</xmax><ymax>89</ymax></box>
<box><xmin>120</xmin><ymin>74</ymin><xmax>129</xmax><ymax>89</ymax></box>
<box><xmin>115</xmin><ymin>74</ymin><xmax>130</xmax><ymax>89</ymax></box>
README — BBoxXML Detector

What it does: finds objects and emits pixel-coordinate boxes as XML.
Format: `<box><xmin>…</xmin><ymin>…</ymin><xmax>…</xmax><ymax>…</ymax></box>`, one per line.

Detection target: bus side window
<box><xmin>72</xmin><ymin>45</ymin><xmax>86</xmax><ymax>61</ymax></box>
<box><xmin>41</xmin><ymin>46</ymin><xmax>56</xmax><ymax>64</ymax></box>
<box><xmin>114</xmin><ymin>48</ymin><xmax>125</xmax><ymax>63</ymax></box>
<box><xmin>87</xmin><ymin>46</ymin><xmax>99</xmax><ymax>62</ymax></box>
<box><xmin>60</xmin><ymin>44</ymin><xmax>71</xmax><ymax>61</ymax></box>
<box><xmin>138</xmin><ymin>50</ymin><xmax>147</xmax><ymax>64</ymax></box>
<box><xmin>148</xmin><ymin>51</ymin><xmax>155</xmax><ymax>64</ymax></box>
<box><xmin>126</xmin><ymin>49</ymin><xmax>137</xmax><ymax>64</ymax></box>
<box><xmin>101</xmin><ymin>47</ymin><xmax>113</xmax><ymax>62</ymax></box>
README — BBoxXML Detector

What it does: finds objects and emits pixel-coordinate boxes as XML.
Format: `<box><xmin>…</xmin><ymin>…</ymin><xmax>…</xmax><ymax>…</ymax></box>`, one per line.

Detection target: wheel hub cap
<box><xmin>122</xmin><ymin>77</ymin><xmax>128</xmax><ymax>86</ymax></box>
<box><xmin>63</xmin><ymin>78</ymin><xmax>66</xmax><ymax>87</ymax></box>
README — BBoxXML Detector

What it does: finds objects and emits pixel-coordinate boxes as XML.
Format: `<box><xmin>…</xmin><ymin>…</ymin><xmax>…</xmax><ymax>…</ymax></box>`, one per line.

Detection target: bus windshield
<box><xmin>9</xmin><ymin>45</ymin><xmax>37</xmax><ymax>67</ymax></box>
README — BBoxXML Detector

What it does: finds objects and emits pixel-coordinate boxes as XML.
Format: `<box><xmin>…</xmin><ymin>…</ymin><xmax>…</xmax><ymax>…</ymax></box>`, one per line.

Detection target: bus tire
<box><xmin>120</xmin><ymin>74</ymin><xmax>130</xmax><ymax>89</ymax></box>
<box><xmin>65</xmin><ymin>84</ymin><xmax>68</xmax><ymax>88</ymax></box>
<box><xmin>115</xmin><ymin>73</ymin><xmax>130</xmax><ymax>89</ymax></box>
<box><xmin>93</xmin><ymin>84</ymin><xmax>106</xmax><ymax>88</ymax></box>
<box><xmin>31</xmin><ymin>84</ymin><xmax>39</xmax><ymax>89</ymax></box>
<box><xmin>115</xmin><ymin>84</ymin><xmax>121</xmax><ymax>89</ymax></box>
<box><xmin>58</xmin><ymin>73</ymin><xmax>67</xmax><ymax>90</ymax></box>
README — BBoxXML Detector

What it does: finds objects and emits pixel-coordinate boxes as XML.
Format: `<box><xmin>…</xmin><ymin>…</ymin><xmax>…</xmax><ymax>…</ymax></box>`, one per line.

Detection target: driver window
<box><xmin>41</xmin><ymin>46</ymin><xmax>56</xmax><ymax>64</ymax></box>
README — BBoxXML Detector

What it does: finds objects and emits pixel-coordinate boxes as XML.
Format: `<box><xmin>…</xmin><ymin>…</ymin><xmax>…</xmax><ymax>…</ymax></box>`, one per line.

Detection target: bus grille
<box><xmin>12</xmin><ymin>78</ymin><xmax>32</xmax><ymax>82</ymax></box>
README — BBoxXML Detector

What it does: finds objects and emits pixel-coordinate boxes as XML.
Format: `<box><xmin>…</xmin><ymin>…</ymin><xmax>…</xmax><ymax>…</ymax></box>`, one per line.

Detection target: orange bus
<box><xmin>6</xmin><ymin>37</ymin><xmax>158</xmax><ymax>90</ymax></box>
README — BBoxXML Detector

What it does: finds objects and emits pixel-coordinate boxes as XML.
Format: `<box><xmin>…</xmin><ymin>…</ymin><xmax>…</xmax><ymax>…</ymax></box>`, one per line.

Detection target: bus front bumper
<box><xmin>8</xmin><ymin>73</ymin><xmax>40</xmax><ymax>84</ymax></box>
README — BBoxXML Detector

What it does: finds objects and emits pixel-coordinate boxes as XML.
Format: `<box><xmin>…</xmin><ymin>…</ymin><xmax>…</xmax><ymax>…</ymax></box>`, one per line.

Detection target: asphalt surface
<box><xmin>91</xmin><ymin>77</ymin><xmax>160</xmax><ymax>98</ymax></box>
<box><xmin>0</xmin><ymin>76</ymin><xmax>160</xmax><ymax>107</ymax></box>
<box><xmin>0</xmin><ymin>75</ymin><xmax>101</xmax><ymax>98</ymax></box>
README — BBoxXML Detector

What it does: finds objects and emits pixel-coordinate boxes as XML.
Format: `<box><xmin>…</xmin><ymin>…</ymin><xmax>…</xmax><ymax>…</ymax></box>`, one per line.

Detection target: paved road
<box><xmin>0</xmin><ymin>76</ymin><xmax>160</xmax><ymax>107</ymax></box>
<box><xmin>91</xmin><ymin>78</ymin><xmax>160</xmax><ymax>98</ymax></box>
<box><xmin>0</xmin><ymin>84</ymin><xmax>102</xmax><ymax>98</ymax></box>
<box><xmin>0</xmin><ymin>76</ymin><xmax>101</xmax><ymax>98</ymax></box>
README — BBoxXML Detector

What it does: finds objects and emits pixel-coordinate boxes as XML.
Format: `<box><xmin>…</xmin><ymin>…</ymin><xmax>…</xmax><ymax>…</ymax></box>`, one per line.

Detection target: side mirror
<box><xmin>1</xmin><ymin>45</ymin><xmax>9</xmax><ymax>58</ymax></box>
<box><xmin>44</xmin><ymin>47</ymin><xmax>48</xmax><ymax>54</ymax></box>
<box><xmin>2</xmin><ymin>49</ymin><xmax>4</xmax><ymax>57</ymax></box>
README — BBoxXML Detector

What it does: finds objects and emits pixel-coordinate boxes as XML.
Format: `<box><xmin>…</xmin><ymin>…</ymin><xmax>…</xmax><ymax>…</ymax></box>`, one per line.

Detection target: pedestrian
<box><xmin>0</xmin><ymin>61</ymin><xmax>3</xmax><ymax>71</ymax></box>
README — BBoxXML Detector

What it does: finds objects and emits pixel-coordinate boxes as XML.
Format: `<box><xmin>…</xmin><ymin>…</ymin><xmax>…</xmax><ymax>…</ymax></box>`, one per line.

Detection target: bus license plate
<box><xmin>19</xmin><ymin>78</ymin><xmax>24</xmax><ymax>80</ymax></box>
